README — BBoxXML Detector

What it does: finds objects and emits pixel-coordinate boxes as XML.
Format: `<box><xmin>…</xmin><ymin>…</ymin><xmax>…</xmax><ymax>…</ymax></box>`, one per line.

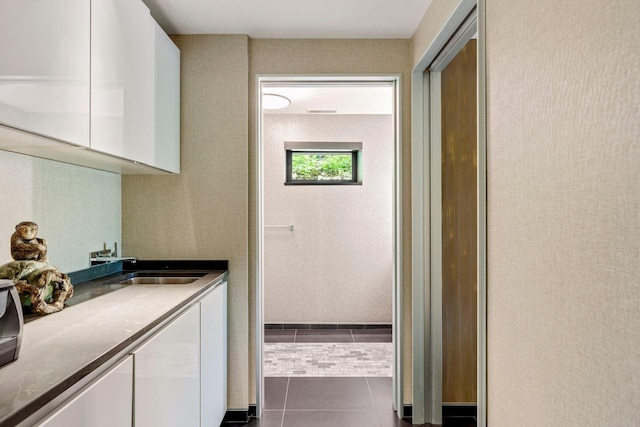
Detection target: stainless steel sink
<box><xmin>60</xmin><ymin>271</ymin><xmax>215</xmax><ymax>315</ymax></box>
<box><xmin>116</xmin><ymin>277</ymin><xmax>199</xmax><ymax>285</ymax></box>
<box><xmin>101</xmin><ymin>271</ymin><xmax>207</xmax><ymax>286</ymax></box>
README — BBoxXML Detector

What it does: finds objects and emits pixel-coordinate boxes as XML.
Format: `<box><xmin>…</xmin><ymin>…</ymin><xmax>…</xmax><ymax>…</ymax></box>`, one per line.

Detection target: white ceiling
<box><xmin>263</xmin><ymin>86</ymin><xmax>394</xmax><ymax>115</ymax></box>
<box><xmin>140</xmin><ymin>1</ymin><xmax>423</xmax><ymax>115</ymax></box>
<box><xmin>141</xmin><ymin>0</ymin><xmax>432</xmax><ymax>38</ymax></box>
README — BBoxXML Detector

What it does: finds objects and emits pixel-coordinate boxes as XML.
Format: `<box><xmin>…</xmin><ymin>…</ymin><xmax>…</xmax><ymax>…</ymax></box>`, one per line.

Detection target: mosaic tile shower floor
<box><xmin>264</xmin><ymin>342</ymin><xmax>393</xmax><ymax>377</ymax></box>
<box><xmin>263</xmin><ymin>328</ymin><xmax>393</xmax><ymax>377</ymax></box>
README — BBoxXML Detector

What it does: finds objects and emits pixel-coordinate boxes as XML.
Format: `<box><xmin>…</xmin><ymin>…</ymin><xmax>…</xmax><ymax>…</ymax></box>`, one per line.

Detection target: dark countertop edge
<box><xmin>67</xmin><ymin>259</ymin><xmax>229</xmax><ymax>284</ymax></box>
<box><xmin>0</xmin><ymin>270</ymin><xmax>227</xmax><ymax>427</ymax></box>
<box><xmin>122</xmin><ymin>259</ymin><xmax>229</xmax><ymax>272</ymax></box>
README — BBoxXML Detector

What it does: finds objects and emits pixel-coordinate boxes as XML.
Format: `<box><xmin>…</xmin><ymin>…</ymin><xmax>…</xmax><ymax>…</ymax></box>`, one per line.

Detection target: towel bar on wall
<box><xmin>265</xmin><ymin>225</ymin><xmax>295</xmax><ymax>231</ymax></box>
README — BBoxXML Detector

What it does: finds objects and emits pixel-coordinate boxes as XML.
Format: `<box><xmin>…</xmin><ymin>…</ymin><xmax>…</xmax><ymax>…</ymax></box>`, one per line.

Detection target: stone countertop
<box><xmin>0</xmin><ymin>269</ymin><xmax>227</xmax><ymax>427</ymax></box>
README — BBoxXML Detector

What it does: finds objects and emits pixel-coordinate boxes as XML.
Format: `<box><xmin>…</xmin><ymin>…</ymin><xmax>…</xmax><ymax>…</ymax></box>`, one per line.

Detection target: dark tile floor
<box><xmin>250</xmin><ymin>329</ymin><xmax>476</xmax><ymax>427</ymax></box>
<box><xmin>264</xmin><ymin>328</ymin><xmax>393</xmax><ymax>343</ymax></box>
<box><xmin>248</xmin><ymin>377</ymin><xmax>413</xmax><ymax>427</ymax></box>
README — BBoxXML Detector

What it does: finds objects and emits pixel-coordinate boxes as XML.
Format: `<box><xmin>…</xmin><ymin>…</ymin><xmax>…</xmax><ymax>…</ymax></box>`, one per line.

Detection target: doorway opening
<box><xmin>255</xmin><ymin>75</ymin><xmax>403</xmax><ymax>422</ymax></box>
<box><xmin>411</xmin><ymin>0</ymin><xmax>487</xmax><ymax>426</ymax></box>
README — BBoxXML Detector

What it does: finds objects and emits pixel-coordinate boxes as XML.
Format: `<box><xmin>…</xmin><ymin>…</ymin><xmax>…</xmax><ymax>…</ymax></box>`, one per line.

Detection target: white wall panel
<box><xmin>0</xmin><ymin>150</ymin><xmax>121</xmax><ymax>273</ymax></box>
<box><xmin>263</xmin><ymin>114</ymin><xmax>394</xmax><ymax>323</ymax></box>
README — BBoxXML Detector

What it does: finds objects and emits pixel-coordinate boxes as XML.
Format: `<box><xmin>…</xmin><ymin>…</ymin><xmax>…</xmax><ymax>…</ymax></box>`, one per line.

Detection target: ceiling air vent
<box><xmin>306</xmin><ymin>109</ymin><xmax>337</xmax><ymax>114</ymax></box>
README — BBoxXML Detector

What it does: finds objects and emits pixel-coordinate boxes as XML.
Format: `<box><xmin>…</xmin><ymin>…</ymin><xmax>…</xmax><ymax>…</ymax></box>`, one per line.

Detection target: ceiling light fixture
<box><xmin>263</xmin><ymin>93</ymin><xmax>291</xmax><ymax>110</ymax></box>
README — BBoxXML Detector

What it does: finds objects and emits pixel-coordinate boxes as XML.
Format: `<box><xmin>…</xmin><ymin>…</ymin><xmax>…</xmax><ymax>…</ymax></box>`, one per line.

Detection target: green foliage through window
<box><xmin>291</xmin><ymin>153</ymin><xmax>353</xmax><ymax>181</ymax></box>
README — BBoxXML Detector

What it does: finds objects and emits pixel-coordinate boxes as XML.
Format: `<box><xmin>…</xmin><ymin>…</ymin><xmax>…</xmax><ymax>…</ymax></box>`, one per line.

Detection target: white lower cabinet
<box><xmin>200</xmin><ymin>282</ymin><xmax>228</xmax><ymax>426</ymax></box>
<box><xmin>133</xmin><ymin>303</ymin><xmax>201</xmax><ymax>427</ymax></box>
<box><xmin>36</xmin><ymin>282</ymin><xmax>227</xmax><ymax>427</ymax></box>
<box><xmin>38</xmin><ymin>356</ymin><xmax>133</xmax><ymax>427</ymax></box>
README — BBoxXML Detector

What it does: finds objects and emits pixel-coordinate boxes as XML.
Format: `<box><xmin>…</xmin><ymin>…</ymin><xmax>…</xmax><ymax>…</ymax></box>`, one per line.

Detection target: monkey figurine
<box><xmin>1</xmin><ymin>221</ymin><xmax>73</xmax><ymax>315</ymax></box>
<box><xmin>11</xmin><ymin>221</ymin><xmax>48</xmax><ymax>263</ymax></box>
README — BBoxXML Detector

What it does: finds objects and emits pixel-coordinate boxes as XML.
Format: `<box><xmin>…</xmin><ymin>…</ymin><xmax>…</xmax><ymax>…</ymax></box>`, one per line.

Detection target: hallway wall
<box><xmin>413</xmin><ymin>0</ymin><xmax>640</xmax><ymax>424</ymax></box>
<box><xmin>124</xmin><ymin>36</ymin><xmax>412</xmax><ymax>410</ymax></box>
<box><xmin>484</xmin><ymin>0</ymin><xmax>640</xmax><ymax>424</ymax></box>
<box><xmin>263</xmin><ymin>114</ymin><xmax>393</xmax><ymax>324</ymax></box>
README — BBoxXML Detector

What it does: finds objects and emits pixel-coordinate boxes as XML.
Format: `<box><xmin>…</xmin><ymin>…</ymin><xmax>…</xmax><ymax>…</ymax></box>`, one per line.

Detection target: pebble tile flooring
<box><xmin>264</xmin><ymin>328</ymin><xmax>393</xmax><ymax>377</ymax></box>
<box><xmin>264</xmin><ymin>341</ymin><xmax>392</xmax><ymax>377</ymax></box>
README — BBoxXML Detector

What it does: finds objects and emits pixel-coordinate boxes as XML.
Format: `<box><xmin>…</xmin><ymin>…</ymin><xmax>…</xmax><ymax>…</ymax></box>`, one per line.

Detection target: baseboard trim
<box><xmin>265</xmin><ymin>323</ymin><xmax>392</xmax><ymax>330</ymax></box>
<box><xmin>221</xmin><ymin>405</ymin><xmax>257</xmax><ymax>425</ymax></box>
<box><xmin>400</xmin><ymin>404</ymin><xmax>476</xmax><ymax>424</ymax></box>
<box><xmin>228</xmin><ymin>403</ymin><xmax>476</xmax><ymax>424</ymax></box>
<box><xmin>443</xmin><ymin>404</ymin><xmax>477</xmax><ymax>418</ymax></box>
<box><xmin>402</xmin><ymin>404</ymin><xmax>412</xmax><ymax>419</ymax></box>
<box><xmin>221</xmin><ymin>409</ymin><xmax>249</xmax><ymax>425</ymax></box>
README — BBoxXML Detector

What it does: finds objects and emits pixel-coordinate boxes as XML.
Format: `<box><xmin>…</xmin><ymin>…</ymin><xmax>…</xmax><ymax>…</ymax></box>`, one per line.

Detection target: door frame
<box><xmin>411</xmin><ymin>0</ymin><xmax>487</xmax><ymax>425</ymax></box>
<box><xmin>255</xmin><ymin>74</ymin><xmax>404</xmax><ymax>418</ymax></box>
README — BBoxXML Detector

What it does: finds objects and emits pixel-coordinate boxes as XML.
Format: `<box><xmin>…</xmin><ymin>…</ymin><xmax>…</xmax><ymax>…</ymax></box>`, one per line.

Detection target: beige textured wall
<box><xmin>0</xmin><ymin>150</ymin><xmax>120</xmax><ymax>273</ymax></box>
<box><xmin>249</xmin><ymin>38</ymin><xmax>413</xmax><ymax>403</ymax></box>
<box><xmin>486</xmin><ymin>1</ymin><xmax>640</xmax><ymax>425</ymax></box>
<box><xmin>411</xmin><ymin>0</ymin><xmax>462</xmax><ymax>68</ymax></box>
<box><xmin>122</xmin><ymin>35</ymin><xmax>249</xmax><ymax>409</ymax></box>
<box><xmin>263</xmin><ymin>114</ymin><xmax>393</xmax><ymax>324</ymax></box>
<box><xmin>124</xmin><ymin>36</ymin><xmax>412</xmax><ymax>410</ymax></box>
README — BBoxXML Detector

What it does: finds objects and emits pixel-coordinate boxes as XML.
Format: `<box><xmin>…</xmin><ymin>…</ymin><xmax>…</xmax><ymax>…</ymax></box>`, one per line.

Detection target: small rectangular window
<box><xmin>284</xmin><ymin>142</ymin><xmax>362</xmax><ymax>185</ymax></box>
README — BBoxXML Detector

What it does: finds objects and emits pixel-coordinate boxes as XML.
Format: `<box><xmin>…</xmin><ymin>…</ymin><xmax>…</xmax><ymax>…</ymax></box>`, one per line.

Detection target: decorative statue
<box><xmin>0</xmin><ymin>222</ymin><xmax>73</xmax><ymax>315</ymax></box>
<box><xmin>11</xmin><ymin>221</ymin><xmax>48</xmax><ymax>262</ymax></box>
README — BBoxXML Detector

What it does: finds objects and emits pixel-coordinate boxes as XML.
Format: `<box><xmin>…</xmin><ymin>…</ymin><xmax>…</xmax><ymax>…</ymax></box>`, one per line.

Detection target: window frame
<box><xmin>283</xmin><ymin>142</ymin><xmax>363</xmax><ymax>186</ymax></box>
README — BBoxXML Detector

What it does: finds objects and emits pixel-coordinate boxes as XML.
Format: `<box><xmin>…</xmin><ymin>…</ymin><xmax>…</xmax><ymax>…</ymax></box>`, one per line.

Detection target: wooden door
<box><xmin>441</xmin><ymin>39</ymin><xmax>477</xmax><ymax>404</ymax></box>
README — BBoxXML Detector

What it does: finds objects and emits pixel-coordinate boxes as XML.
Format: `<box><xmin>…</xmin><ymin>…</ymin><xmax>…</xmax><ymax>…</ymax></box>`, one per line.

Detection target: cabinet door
<box><xmin>134</xmin><ymin>304</ymin><xmax>200</xmax><ymax>427</ymax></box>
<box><xmin>0</xmin><ymin>0</ymin><xmax>90</xmax><ymax>146</ymax></box>
<box><xmin>38</xmin><ymin>356</ymin><xmax>133</xmax><ymax>427</ymax></box>
<box><xmin>91</xmin><ymin>0</ymin><xmax>154</xmax><ymax>164</ymax></box>
<box><xmin>200</xmin><ymin>282</ymin><xmax>228</xmax><ymax>426</ymax></box>
<box><xmin>153</xmin><ymin>21</ymin><xmax>180</xmax><ymax>173</ymax></box>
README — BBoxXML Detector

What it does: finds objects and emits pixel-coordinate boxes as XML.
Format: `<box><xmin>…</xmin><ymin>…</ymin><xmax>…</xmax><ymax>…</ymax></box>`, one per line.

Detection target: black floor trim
<box><xmin>402</xmin><ymin>404</ymin><xmax>477</xmax><ymax>424</ymax></box>
<box><xmin>443</xmin><ymin>404</ymin><xmax>477</xmax><ymax>418</ymax></box>
<box><xmin>402</xmin><ymin>404</ymin><xmax>412</xmax><ymax>419</ymax></box>
<box><xmin>221</xmin><ymin>409</ymin><xmax>250</xmax><ymax>425</ymax></box>
<box><xmin>264</xmin><ymin>323</ymin><xmax>392</xmax><ymax>330</ymax></box>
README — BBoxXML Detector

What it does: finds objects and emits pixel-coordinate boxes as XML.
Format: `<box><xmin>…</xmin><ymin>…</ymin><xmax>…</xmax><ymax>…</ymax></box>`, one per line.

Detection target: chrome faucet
<box><xmin>90</xmin><ymin>242</ymin><xmax>114</xmax><ymax>260</ymax></box>
<box><xmin>89</xmin><ymin>242</ymin><xmax>136</xmax><ymax>264</ymax></box>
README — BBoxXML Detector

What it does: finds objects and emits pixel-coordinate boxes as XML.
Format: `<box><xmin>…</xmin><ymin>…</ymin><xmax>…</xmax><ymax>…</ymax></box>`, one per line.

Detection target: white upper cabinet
<box><xmin>0</xmin><ymin>0</ymin><xmax>90</xmax><ymax>147</ymax></box>
<box><xmin>0</xmin><ymin>0</ymin><xmax>180</xmax><ymax>174</ymax></box>
<box><xmin>91</xmin><ymin>0</ymin><xmax>155</xmax><ymax>165</ymax></box>
<box><xmin>153</xmin><ymin>22</ymin><xmax>181</xmax><ymax>173</ymax></box>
